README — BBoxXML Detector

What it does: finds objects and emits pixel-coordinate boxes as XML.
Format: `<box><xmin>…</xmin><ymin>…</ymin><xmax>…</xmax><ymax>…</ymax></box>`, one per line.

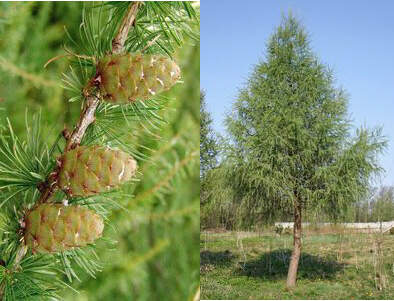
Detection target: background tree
<box><xmin>0</xmin><ymin>2</ymin><xmax>200</xmax><ymax>300</ymax></box>
<box><xmin>200</xmin><ymin>91</ymin><xmax>219</xmax><ymax>178</ymax></box>
<box><xmin>370</xmin><ymin>186</ymin><xmax>394</xmax><ymax>223</ymax></box>
<box><xmin>225</xmin><ymin>14</ymin><xmax>387</xmax><ymax>288</ymax></box>
<box><xmin>200</xmin><ymin>90</ymin><xmax>220</xmax><ymax>223</ymax></box>
<box><xmin>341</xmin><ymin>185</ymin><xmax>394</xmax><ymax>223</ymax></box>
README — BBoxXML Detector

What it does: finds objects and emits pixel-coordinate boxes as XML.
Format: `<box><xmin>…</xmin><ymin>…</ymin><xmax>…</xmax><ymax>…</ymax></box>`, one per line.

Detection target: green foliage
<box><xmin>124</xmin><ymin>1</ymin><xmax>199</xmax><ymax>56</ymax></box>
<box><xmin>0</xmin><ymin>254</ymin><xmax>69</xmax><ymax>301</ymax></box>
<box><xmin>0</xmin><ymin>2</ymin><xmax>199</xmax><ymax>300</ymax></box>
<box><xmin>0</xmin><ymin>114</ymin><xmax>56</xmax><ymax>203</ymax></box>
<box><xmin>200</xmin><ymin>91</ymin><xmax>220</xmax><ymax>228</ymax></box>
<box><xmin>369</xmin><ymin>186</ymin><xmax>394</xmax><ymax>222</ymax></box>
<box><xmin>218</xmin><ymin>14</ymin><xmax>386</xmax><ymax>227</ymax></box>
<box><xmin>200</xmin><ymin>165</ymin><xmax>237</xmax><ymax>230</ymax></box>
<box><xmin>200</xmin><ymin>91</ymin><xmax>218</xmax><ymax>178</ymax></box>
<box><xmin>0</xmin><ymin>1</ymin><xmax>82</xmax><ymax>134</ymax></box>
<box><xmin>347</xmin><ymin>186</ymin><xmax>394</xmax><ymax>222</ymax></box>
<box><xmin>73</xmin><ymin>1</ymin><xmax>199</xmax><ymax>60</ymax></box>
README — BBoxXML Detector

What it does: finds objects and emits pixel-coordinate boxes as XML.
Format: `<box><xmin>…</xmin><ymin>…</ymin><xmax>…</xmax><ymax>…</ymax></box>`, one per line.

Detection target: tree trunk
<box><xmin>286</xmin><ymin>198</ymin><xmax>302</xmax><ymax>289</ymax></box>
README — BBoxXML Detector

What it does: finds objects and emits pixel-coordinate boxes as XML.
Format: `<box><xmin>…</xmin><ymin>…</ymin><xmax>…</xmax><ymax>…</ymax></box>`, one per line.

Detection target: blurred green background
<box><xmin>0</xmin><ymin>2</ymin><xmax>199</xmax><ymax>300</ymax></box>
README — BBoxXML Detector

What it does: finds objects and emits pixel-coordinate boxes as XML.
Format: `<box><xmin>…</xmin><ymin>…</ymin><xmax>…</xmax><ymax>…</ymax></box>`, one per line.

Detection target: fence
<box><xmin>275</xmin><ymin>221</ymin><xmax>394</xmax><ymax>233</ymax></box>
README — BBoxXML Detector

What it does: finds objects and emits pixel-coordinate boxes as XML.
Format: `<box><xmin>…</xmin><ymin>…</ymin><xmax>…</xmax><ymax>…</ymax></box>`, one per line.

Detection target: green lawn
<box><xmin>201</xmin><ymin>231</ymin><xmax>394</xmax><ymax>300</ymax></box>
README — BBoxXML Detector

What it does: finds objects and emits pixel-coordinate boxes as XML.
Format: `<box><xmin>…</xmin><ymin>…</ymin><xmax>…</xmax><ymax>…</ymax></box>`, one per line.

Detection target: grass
<box><xmin>200</xmin><ymin>229</ymin><xmax>394</xmax><ymax>300</ymax></box>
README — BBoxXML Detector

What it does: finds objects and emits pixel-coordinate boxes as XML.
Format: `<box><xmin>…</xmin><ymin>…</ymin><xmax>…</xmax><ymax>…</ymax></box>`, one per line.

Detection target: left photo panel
<box><xmin>0</xmin><ymin>2</ymin><xmax>200</xmax><ymax>300</ymax></box>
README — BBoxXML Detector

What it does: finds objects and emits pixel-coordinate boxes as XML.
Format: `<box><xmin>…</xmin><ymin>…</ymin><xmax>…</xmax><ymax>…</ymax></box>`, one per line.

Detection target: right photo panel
<box><xmin>200</xmin><ymin>0</ymin><xmax>394</xmax><ymax>300</ymax></box>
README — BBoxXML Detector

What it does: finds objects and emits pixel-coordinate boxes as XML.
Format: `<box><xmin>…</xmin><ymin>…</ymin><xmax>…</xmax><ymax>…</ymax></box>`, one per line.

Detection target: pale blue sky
<box><xmin>201</xmin><ymin>0</ymin><xmax>394</xmax><ymax>186</ymax></box>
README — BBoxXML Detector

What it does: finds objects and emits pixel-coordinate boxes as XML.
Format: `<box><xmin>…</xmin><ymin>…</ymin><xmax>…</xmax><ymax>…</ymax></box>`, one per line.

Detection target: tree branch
<box><xmin>40</xmin><ymin>0</ymin><xmax>141</xmax><ymax>203</ymax></box>
<box><xmin>112</xmin><ymin>2</ymin><xmax>141</xmax><ymax>54</ymax></box>
<box><xmin>66</xmin><ymin>2</ymin><xmax>141</xmax><ymax>150</ymax></box>
<box><xmin>65</xmin><ymin>94</ymin><xmax>100</xmax><ymax>151</ymax></box>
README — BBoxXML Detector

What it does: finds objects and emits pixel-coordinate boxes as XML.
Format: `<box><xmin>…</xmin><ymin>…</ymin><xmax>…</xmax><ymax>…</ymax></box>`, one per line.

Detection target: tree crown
<box><xmin>225</xmin><ymin>14</ymin><xmax>386</xmax><ymax>223</ymax></box>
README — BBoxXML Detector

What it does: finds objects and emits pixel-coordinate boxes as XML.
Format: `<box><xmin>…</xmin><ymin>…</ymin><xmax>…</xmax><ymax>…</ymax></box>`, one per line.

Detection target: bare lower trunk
<box><xmin>286</xmin><ymin>198</ymin><xmax>302</xmax><ymax>289</ymax></box>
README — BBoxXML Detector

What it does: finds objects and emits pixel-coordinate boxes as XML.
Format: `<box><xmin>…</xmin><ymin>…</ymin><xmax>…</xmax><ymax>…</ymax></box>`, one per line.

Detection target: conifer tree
<box><xmin>0</xmin><ymin>2</ymin><xmax>199</xmax><ymax>300</ymax></box>
<box><xmin>200</xmin><ymin>91</ymin><xmax>218</xmax><ymax>178</ymax></box>
<box><xmin>226</xmin><ymin>14</ymin><xmax>386</xmax><ymax>288</ymax></box>
<box><xmin>200</xmin><ymin>91</ymin><xmax>220</xmax><ymax>216</ymax></box>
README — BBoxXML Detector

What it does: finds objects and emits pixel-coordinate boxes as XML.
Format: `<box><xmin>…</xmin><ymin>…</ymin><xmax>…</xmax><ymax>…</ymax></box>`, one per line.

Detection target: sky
<box><xmin>201</xmin><ymin>0</ymin><xmax>394</xmax><ymax>186</ymax></box>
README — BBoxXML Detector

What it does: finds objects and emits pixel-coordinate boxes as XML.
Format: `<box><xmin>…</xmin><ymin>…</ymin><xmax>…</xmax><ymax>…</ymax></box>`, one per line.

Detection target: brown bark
<box><xmin>65</xmin><ymin>94</ymin><xmax>100</xmax><ymax>151</ymax></box>
<box><xmin>286</xmin><ymin>197</ymin><xmax>302</xmax><ymax>289</ymax></box>
<box><xmin>112</xmin><ymin>2</ymin><xmax>141</xmax><ymax>54</ymax></box>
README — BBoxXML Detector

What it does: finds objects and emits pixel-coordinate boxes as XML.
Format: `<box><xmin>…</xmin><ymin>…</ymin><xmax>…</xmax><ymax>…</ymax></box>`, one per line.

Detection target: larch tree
<box><xmin>200</xmin><ymin>91</ymin><xmax>220</xmax><ymax>213</ymax></box>
<box><xmin>200</xmin><ymin>91</ymin><xmax>219</xmax><ymax>179</ymax></box>
<box><xmin>226</xmin><ymin>14</ymin><xmax>386</xmax><ymax>288</ymax></box>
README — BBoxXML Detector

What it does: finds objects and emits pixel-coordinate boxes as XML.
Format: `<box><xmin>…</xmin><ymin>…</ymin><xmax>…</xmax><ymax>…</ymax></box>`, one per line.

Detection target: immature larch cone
<box><xmin>57</xmin><ymin>145</ymin><xmax>137</xmax><ymax>197</ymax></box>
<box><xmin>96</xmin><ymin>53</ymin><xmax>181</xmax><ymax>103</ymax></box>
<box><xmin>24</xmin><ymin>204</ymin><xmax>104</xmax><ymax>253</ymax></box>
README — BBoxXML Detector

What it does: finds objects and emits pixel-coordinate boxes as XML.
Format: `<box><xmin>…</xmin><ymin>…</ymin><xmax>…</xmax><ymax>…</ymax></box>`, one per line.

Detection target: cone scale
<box><xmin>96</xmin><ymin>53</ymin><xmax>181</xmax><ymax>104</ymax></box>
<box><xmin>24</xmin><ymin>204</ymin><xmax>104</xmax><ymax>253</ymax></box>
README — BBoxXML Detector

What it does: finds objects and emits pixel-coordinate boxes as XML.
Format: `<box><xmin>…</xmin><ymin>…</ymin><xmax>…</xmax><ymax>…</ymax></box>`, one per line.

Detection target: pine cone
<box><xmin>58</xmin><ymin>145</ymin><xmax>137</xmax><ymax>197</ymax></box>
<box><xmin>24</xmin><ymin>204</ymin><xmax>103</xmax><ymax>253</ymax></box>
<box><xmin>96</xmin><ymin>53</ymin><xmax>180</xmax><ymax>103</ymax></box>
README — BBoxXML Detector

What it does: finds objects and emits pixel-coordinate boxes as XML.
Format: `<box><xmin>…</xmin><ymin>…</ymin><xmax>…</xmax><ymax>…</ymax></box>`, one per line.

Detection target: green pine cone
<box><xmin>96</xmin><ymin>53</ymin><xmax>181</xmax><ymax>103</ymax></box>
<box><xmin>24</xmin><ymin>204</ymin><xmax>104</xmax><ymax>253</ymax></box>
<box><xmin>58</xmin><ymin>145</ymin><xmax>137</xmax><ymax>197</ymax></box>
